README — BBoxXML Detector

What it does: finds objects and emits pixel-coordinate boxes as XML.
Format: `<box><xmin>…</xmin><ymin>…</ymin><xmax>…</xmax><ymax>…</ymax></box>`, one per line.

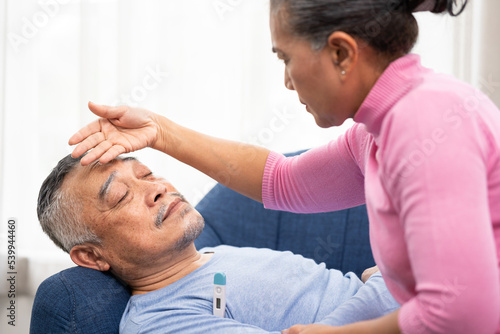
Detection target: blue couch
<box><xmin>30</xmin><ymin>182</ymin><xmax>374</xmax><ymax>333</ymax></box>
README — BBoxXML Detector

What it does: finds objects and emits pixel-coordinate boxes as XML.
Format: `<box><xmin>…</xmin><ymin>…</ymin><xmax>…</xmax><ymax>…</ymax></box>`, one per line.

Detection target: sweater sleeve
<box><xmin>262</xmin><ymin>123</ymin><xmax>370</xmax><ymax>213</ymax></box>
<box><xmin>382</xmin><ymin>92</ymin><xmax>500</xmax><ymax>334</ymax></box>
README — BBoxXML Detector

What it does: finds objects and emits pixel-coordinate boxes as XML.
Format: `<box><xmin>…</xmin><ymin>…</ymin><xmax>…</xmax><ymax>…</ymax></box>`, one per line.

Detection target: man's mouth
<box><xmin>165</xmin><ymin>197</ymin><xmax>183</xmax><ymax>219</ymax></box>
<box><xmin>155</xmin><ymin>196</ymin><xmax>186</xmax><ymax>228</ymax></box>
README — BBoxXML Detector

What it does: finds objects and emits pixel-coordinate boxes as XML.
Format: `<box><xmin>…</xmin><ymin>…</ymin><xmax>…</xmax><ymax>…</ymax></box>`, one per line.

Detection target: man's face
<box><xmin>63</xmin><ymin>157</ymin><xmax>204</xmax><ymax>278</ymax></box>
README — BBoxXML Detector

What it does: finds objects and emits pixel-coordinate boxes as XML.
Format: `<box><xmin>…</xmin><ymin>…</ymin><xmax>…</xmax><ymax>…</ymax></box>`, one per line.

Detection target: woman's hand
<box><xmin>361</xmin><ymin>265</ymin><xmax>379</xmax><ymax>283</ymax></box>
<box><xmin>284</xmin><ymin>311</ymin><xmax>401</xmax><ymax>334</ymax></box>
<box><xmin>283</xmin><ymin>324</ymin><xmax>339</xmax><ymax>334</ymax></box>
<box><xmin>69</xmin><ymin>102</ymin><xmax>162</xmax><ymax>165</ymax></box>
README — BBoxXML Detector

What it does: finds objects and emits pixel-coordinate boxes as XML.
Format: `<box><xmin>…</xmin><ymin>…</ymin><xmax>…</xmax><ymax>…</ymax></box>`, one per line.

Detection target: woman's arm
<box><xmin>155</xmin><ymin>115</ymin><xmax>270</xmax><ymax>202</ymax></box>
<box><xmin>262</xmin><ymin>122</ymin><xmax>370</xmax><ymax>213</ymax></box>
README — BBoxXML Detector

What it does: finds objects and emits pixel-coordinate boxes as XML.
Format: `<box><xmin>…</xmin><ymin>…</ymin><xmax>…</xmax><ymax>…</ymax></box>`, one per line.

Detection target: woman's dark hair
<box><xmin>270</xmin><ymin>0</ymin><xmax>467</xmax><ymax>57</ymax></box>
<box><xmin>409</xmin><ymin>0</ymin><xmax>467</xmax><ymax>15</ymax></box>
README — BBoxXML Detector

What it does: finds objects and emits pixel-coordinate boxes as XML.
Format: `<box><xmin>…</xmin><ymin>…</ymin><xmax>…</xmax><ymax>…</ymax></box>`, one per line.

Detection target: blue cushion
<box><xmin>30</xmin><ymin>266</ymin><xmax>130</xmax><ymax>334</ymax></box>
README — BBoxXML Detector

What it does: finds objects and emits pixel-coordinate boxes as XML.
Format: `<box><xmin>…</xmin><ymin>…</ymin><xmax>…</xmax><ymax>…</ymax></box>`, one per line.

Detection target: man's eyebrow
<box><xmin>122</xmin><ymin>157</ymin><xmax>138</xmax><ymax>163</ymax></box>
<box><xmin>98</xmin><ymin>171</ymin><xmax>118</xmax><ymax>202</ymax></box>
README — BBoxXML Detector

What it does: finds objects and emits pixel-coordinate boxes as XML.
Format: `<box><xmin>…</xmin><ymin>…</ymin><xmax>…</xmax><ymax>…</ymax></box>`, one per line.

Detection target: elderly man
<box><xmin>37</xmin><ymin>154</ymin><xmax>399</xmax><ymax>334</ymax></box>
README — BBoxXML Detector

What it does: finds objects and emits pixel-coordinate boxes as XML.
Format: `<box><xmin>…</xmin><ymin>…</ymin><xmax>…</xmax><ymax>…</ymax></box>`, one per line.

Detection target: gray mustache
<box><xmin>155</xmin><ymin>193</ymin><xmax>187</xmax><ymax>228</ymax></box>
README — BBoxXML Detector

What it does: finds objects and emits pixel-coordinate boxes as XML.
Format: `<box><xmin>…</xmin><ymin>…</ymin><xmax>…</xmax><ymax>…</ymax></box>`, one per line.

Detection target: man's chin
<box><xmin>173</xmin><ymin>214</ymin><xmax>205</xmax><ymax>252</ymax></box>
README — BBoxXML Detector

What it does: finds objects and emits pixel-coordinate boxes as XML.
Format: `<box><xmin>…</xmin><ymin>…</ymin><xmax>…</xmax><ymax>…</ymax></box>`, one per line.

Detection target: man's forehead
<box><xmin>65</xmin><ymin>157</ymin><xmax>142</xmax><ymax>191</ymax></box>
<box><xmin>85</xmin><ymin>157</ymin><xmax>140</xmax><ymax>174</ymax></box>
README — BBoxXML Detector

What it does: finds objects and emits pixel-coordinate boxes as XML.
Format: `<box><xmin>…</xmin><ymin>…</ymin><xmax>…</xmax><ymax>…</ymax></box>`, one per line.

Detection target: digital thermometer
<box><xmin>213</xmin><ymin>272</ymin><xmax>226</xmax><ymax>317</ymax></box>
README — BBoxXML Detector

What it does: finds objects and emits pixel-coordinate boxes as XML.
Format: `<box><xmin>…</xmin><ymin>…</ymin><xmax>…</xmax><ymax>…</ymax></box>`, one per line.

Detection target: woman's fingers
<box><xmin>282</xmin><ymin>325</ymin><xmax>305</xmax><ymax>334</ymax></box>
<box><xmin>79</xmin><ymin>140</ymin><xmax>113</xmax><ymax>166</ymax></box>
<box><xmin>361</xmin><ymin>265</ymin><xmax>379</xmax><ymax>283</ymax></box>
<box><xmin>78</xmin><ymin>143</ymin><xmax>126</xmax><ymax>166</ymax></box>
<box><xmin>98</xmin><ymin>145</ymin><xmax>127</xmax><ymax>165</ymax></box>
<box><xmin>69</xmin><ymin>104</ymin><xmax>128</xmax><ymax>146</ymax></box>
<box><xmin>69</xmin><ymin>102</ymin><xmax>153</xmax><ymax>164</ymax></box>
<box><xmin>71</xmin><ymin>131</ymin><xmax>106</xmax><ymax>160</ymax></box>
<box><xmin>88</xmin><ymin>101</ymin><xmax>127</xmax><ymax>120</ymax></box>
<box><xmin>68</xmin><ymin>119</ymin><xmax>102</xmax><ymax>146</ymax></box>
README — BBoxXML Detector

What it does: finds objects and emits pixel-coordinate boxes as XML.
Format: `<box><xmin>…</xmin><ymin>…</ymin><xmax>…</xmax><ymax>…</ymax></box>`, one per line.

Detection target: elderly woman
<box><xmin>70</xmin><ymin>0</ymin><xmax>500</xmax><ymax>333</ymax></box>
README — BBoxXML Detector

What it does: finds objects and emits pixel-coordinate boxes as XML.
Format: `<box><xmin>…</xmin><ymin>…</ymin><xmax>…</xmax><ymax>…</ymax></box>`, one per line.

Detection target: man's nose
<box><xmin>146</xmin><ymin>184</ymin><xmax>168</xmax><ymax>207</ymax></box>
<box><xmin>285</xmin><ymin>69</ymin><xmax>294</xmax><ymax>90</ymax></box>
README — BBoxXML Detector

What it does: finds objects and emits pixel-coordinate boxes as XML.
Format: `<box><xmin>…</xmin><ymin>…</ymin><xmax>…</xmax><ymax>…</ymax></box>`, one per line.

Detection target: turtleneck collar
<box><xmin>354</xmin><ymin>53</ymin><xmax>426</xmax><ymax>137</ymax></box>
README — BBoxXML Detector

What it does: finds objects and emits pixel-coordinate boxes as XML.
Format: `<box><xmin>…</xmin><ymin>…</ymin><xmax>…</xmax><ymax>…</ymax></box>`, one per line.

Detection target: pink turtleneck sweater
<box><xmin>262</xmin><ymin>54</ymin><xmax>500</xmax><ymax>334</ymax></box>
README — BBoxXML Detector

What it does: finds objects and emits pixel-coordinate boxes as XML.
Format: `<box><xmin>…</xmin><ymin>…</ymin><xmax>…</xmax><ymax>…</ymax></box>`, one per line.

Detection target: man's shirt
<box><xmin>120</xmin><ymin>246</ymin><xmax>399</xmax><ymax>333</ymax></box>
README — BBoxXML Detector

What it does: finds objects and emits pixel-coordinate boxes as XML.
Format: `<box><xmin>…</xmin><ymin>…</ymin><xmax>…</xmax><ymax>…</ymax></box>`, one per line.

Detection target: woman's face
<box><xmin>270</xmin><ymin>11</ymin><xmax>358</xmax><ymax>128</ymax></box>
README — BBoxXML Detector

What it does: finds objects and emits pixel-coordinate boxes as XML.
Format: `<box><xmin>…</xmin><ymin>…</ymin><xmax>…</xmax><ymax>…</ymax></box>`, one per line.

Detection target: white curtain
<box><xmin>0</xmin><ymin>0</ymin><xmax>497</xmax><ymax>294</ymax></box>
<box><xmin>475</xmin><ymin>1</ymin><xmax>500</xmax><ymax>108</ymax></box>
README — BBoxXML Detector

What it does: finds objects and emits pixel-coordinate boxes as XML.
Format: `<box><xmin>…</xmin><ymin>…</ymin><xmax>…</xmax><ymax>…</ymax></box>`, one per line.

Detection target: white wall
<box><xmin>476</xmin><ymin>1</ymin><xmax>500</xmax><ymax>107</ymax></box>
<box><xmin>415</xmin><ymin>0</ymin><xmax>500</xmax><ymax>107</ymax></box>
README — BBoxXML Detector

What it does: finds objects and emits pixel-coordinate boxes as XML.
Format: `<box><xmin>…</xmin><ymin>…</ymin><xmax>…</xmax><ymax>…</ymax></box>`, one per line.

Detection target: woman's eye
<box><xmin>276</xmin><ymin>54</ymin><xmax>289</xmax><ymax>65</ymax></box>
<box><xmin>278</xmin><ymin>57</ymin><xmax>288</xmax><ymax>65</ymax></box>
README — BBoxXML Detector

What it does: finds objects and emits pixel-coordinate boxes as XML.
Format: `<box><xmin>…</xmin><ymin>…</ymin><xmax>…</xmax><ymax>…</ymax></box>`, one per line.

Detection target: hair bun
<box><xmin>411</xmin><ymin>0</ymin><xmax>437</xmax><ymax>12</ymax></box>
<box><xmin>408</xmin><ymin>0</ymin><xmax>467</xmax><ymax>16</ymax></box>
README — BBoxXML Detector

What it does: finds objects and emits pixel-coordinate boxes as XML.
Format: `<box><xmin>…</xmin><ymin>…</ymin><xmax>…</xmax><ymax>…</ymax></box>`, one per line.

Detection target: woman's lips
<box><xmin>300</xmin><ymin>100</ymin><xmax>311</xmax><ymax>112</ymax></box>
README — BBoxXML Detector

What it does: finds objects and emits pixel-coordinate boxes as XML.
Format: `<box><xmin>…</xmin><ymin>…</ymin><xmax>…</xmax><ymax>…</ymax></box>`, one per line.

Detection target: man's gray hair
<box><xmin>37</xmin><ymin>154</ymin><xmax>101</xmax><ymax>253</ymax></box>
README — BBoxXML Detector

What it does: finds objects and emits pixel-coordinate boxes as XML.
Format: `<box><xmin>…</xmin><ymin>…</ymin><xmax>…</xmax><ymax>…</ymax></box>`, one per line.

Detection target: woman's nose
<box><xmin>285</xmin><ymin>69</ymin><xmax>294</xmax><ymax>90</ymax></box>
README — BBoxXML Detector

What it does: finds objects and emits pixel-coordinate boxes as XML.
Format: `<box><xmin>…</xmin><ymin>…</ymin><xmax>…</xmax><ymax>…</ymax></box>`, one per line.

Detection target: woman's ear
<box><xmin>70</xmin><ymin>244</ymin><xmax>111</xmax><ymax>271</ymax></box>
<box><xmin>326</xmin><ymin>31</ymin><xmax>359</xmax><ymax>76</ymax></box>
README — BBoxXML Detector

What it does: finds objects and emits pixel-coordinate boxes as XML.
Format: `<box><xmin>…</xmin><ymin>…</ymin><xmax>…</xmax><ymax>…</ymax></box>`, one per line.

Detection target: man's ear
<box><xmin>326</xmin><ymin>31</ymin><xmax>359</xmax><ymax>76</ymax></box>
<box><xmin>70</xmin><ymin>244</ymin><xmax>110</xmax><ymax>272</ymax></box>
